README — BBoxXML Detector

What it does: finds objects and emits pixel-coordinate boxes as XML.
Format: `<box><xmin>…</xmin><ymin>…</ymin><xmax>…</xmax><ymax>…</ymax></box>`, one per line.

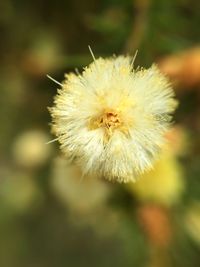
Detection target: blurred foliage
<box><xmin>1</xmin><ymin>0</ymin><xmax>200</xmax><ymax>266</ymax></box>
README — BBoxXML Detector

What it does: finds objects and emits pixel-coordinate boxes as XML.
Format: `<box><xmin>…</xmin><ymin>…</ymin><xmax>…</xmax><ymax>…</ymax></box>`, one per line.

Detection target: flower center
<box><xmin>100</xmin><ymin>111</ymin><xmax>121</xmax><ymax>129</ymax></box>
<box><xmin>89</xmin><ymin>109</ymin><xmax>123</xmax><ymax>136</ymax></box>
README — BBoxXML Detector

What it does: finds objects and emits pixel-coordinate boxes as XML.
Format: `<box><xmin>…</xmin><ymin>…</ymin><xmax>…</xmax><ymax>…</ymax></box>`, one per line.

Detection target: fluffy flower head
<box><xmin>50</xmin><ymin>55</ymin><xmax>177</xmax><ymax>182</ymax></box>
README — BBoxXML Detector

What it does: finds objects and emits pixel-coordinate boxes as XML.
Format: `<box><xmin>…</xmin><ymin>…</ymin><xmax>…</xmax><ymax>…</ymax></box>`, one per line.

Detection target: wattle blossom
<box><xmin>49</xmin><ymin>55</ymin><xmax>177</xmax><ymax>183</ymax></box>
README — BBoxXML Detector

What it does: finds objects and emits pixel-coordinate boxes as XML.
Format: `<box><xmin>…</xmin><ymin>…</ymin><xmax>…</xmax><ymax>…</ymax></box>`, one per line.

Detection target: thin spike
<box><xmin>46</xmin><ymin>138</ymin><xmax>59</xmax><ymax>145</ymax></box>
<box><xmin>47</xmin><ymin>75</ymin><xmax>62</xmax><ymax>86</ymax></box>
<box><xmin>88</xmin><ymin>45</ymin><xmax>96</xmax><ymax>62</ymax></box>
<box><xmin>131</xmin><ymin>50</ymin><xmax>138</xmax><ymax>68</ymax></box>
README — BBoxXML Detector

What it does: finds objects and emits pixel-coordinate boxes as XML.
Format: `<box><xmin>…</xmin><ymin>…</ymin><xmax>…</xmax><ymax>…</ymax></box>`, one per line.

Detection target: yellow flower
<box><xmin>49</xmin><ymin>55</ymin><xmax>177</xmax><ymax>182</ymax></box>
<box><xmin>128</xmin><ymin>150</ymin><xmax>184</xmax><ymax>206</ymax></box>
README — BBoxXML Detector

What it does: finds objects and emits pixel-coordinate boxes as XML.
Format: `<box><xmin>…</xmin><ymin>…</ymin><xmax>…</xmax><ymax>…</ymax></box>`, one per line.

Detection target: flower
<box><xmin>127</xmin><ymin>149</ymin><xmax>184</xmax><ymax>206</ymax></box>
<box><xmin>12</xmin><ymin>130</ymin><xmax>51</xmax><ymax>168</ymax></box>
<box><xmin>49</xmin><ymin>55</ymin><xmax>177</xmax><ymax>182</ymax></box>
<box><xmin>51</xmin><ymin>156</ymin><xmax>110</xmax><ymax>215</ymax></box>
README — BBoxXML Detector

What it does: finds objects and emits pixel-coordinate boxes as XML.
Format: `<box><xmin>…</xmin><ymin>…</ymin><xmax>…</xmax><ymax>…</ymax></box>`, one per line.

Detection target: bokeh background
<box><xmin>1</xmin><ymin>0</ymin><xmax>200</xmax><ymax>266</ymax></box>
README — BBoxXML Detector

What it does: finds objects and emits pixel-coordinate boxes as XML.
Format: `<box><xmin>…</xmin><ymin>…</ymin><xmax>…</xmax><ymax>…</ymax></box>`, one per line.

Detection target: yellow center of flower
<box><xmin>100</xmin><ymin>111</ymin><xmax>121</xmax><ymax>129</ymax></box>
<box><xmin>89</xmin><ymin>109</ymin><xmax>130</xmax><ymax>140</ymax></box>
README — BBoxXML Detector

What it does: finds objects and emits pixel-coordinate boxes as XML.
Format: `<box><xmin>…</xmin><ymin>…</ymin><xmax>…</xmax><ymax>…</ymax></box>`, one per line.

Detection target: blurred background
<box><xmin>1</xmin><ymin>0</ymin><xmax>200</xmax><ymax>266</ymax></box>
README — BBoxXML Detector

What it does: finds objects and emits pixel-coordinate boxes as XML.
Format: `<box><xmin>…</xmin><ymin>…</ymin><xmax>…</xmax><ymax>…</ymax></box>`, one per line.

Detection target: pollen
<box><xmin>90</xmin><ymin>109</ymin><xmax>123</xmax><ymax>135</ymax></box>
